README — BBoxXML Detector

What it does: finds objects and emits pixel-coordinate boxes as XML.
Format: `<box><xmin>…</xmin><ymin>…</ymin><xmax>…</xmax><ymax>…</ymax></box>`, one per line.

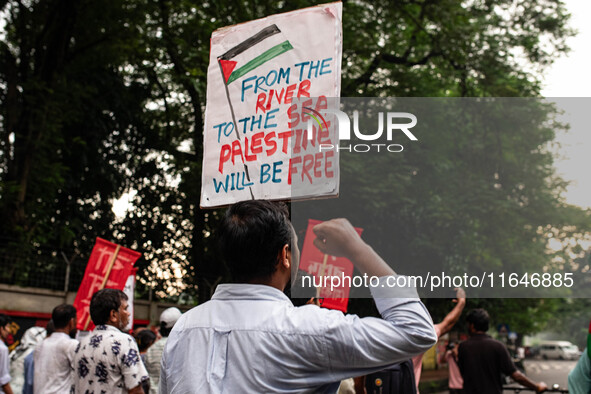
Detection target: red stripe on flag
<box><xmin>219</xmin><ymin>59</ymin><xmax>237</xmax><ymax>83</ymax></box>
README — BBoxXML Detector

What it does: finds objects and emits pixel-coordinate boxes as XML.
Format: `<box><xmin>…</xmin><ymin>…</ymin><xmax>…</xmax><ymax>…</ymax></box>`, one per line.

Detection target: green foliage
<box><xmin>547</xmin><ymin>297</ymin><xmax>591</xmax><ymax>349</ymax></box>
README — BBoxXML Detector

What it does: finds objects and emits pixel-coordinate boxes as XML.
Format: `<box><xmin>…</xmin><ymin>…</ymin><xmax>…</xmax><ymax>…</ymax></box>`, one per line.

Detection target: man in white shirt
<box><xmin>73</xmin><ymin>289</ymin><xmax>148</xmax><ymax>394</ymax></box>
<box><xmin>160</xmin><ymin>200</ymin><xmax>437</xmax><ymax>393</ymax></box>
<box><xmin>145</xmin><ymin>307</ymin><xmax>181</xmax><ymax>394</ymax></box>
<box><xmin>33</xmin><ymin>304</ymin><xmax>77</xmax><ymax>394</ymax></box>
<box><xmin>0</xmin><ymin>314</ymin><xmax>13</xmax><ymax>394</ymax></box>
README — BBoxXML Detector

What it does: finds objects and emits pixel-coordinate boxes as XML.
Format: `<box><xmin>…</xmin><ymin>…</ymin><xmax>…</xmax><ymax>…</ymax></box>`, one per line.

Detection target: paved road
<box><xmin>503</xmin><ymin>359</ymin><xmax>576</xmax><ymax>393</ymax></box>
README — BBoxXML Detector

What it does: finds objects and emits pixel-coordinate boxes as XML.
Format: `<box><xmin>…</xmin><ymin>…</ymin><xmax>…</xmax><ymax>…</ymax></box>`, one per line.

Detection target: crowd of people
<box><xmin>0</xmin><ymin>200</ymin><xmax>583</xmax><ymax>393</ymax></box>
<box><xmin>0</xmin><ymin>298</ymin><xmax>181</xmax><ymax>394</ymax></box>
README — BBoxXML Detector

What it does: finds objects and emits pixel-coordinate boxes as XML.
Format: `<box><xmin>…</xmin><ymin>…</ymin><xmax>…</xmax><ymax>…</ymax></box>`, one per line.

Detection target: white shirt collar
<box><xmin>212</xmin><ymin>283</ymin><xmax>291</xmax><ymax>303</ymax></box>
<box><xmin>51</xmin><ymin>331</ymin><xmax>71</xmax><ymax>339</ymax></box>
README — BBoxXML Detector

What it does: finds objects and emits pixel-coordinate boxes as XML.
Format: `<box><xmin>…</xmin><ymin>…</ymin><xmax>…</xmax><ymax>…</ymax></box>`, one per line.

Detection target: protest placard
<box><xmin>201</xmin><ymin>2</ymin><xmax>342</xmax><ymax>207</ymax></box>
<box><xmin>298</xmin><ymin>219</ymin><xmax>362</xmax><ymax>312</ymax></box>
<box><xmin>73</xmin><ymin>238</ymin><xmax>141</xmax><ymax>331</ymax></box>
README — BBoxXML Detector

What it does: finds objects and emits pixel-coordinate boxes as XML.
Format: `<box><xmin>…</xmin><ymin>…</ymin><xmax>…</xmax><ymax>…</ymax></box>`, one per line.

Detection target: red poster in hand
<box><xmin>73</xmin><ymin>238</ymin><xmax>141</xmax><ymax>331</ymax></box>
<box><xmin>298</xmin><ymin>219</ymin><xmax>363</xmax><ymax>313</ymax></box>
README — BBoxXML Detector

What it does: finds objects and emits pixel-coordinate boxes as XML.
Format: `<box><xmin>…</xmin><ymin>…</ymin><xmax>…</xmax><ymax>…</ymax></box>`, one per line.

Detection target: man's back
<box><xmin>458</xmin><ymin>334</ymin><xmax>516</xmax><ymax>394</ymax></box>
<box><xmin>73</xmin><ymin>325</ymin><xmax>148</xmax><ymax>394</ymax></box>
<box><xmin>160</xmin><ymin>281</ymin><xmax>436</xmax><ymax>394</ymax></box>
<box><xmin>33</xmin><ymin>332</ymin><xmax>78</xmax><ymax>394</ymax></box>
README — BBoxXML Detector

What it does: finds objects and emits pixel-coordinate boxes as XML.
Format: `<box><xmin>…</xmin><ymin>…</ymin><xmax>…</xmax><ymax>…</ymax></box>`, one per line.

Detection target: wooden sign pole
<box><xmin>83</xmin><ymin>245</ymin><xmax>121</xmax><ymax>331</ymax></box>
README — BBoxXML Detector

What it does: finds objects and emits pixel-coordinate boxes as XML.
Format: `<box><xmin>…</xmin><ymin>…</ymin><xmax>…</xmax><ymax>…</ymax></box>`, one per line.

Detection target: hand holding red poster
<box><xmin>298</xmin><ymin>219</ymin><xmax>362</xmax><ymax>312</ymax></box>
<box><xmin>73</xmin><ymin>238</ymin><xmax>141</xmax><ymax>331</ymax></box>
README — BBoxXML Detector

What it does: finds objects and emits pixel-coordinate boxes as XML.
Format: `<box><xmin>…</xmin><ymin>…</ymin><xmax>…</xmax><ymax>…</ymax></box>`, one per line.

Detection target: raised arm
<box><xmin>434</xmin><ymin>288</ymin><xmax>466</xmax><ymax>336</ymax></box>
<box><xmin>311</xmin><ymin>218</ymin><xmax>437</xmax><ymax>378</ymax></box>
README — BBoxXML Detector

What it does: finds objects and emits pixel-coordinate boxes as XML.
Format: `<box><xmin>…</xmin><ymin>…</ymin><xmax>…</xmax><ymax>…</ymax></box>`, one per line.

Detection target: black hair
<box><xmin>89</xmin><ymin>289</ymin><xmax>128</xmax><ymax>325</ymax></box>
<box><xmin>466</xmin><ymin>308</ymin><xmax>490</xmax><ymax>332</ymax></box>
<box><xmin>46</xmin><ymin>320</ymin><xmax>55</xmax><ymax>336</ymax></box>
<box><xmin>52</xmin><ymin>304</ymin><xmax>77</xmax><ymax>329</ymax></box>
<box><xmin>218</xmin><ymin>200</ymin><xmax>293</xmax><ymax>282</ymax></box>
<box><xmin>159</xmin><ymin>322</ymin><xmax>173</xmax><ymax>337</ymax></box>
<box><xmin>136</xmin><ymin>329</ymin><xmax>157</xmax><ymax>352</ymax></box>
<box><xmin>0</xmin><ymin>313</ymin><xmax>11</xmax><ymax>327</ymax></box>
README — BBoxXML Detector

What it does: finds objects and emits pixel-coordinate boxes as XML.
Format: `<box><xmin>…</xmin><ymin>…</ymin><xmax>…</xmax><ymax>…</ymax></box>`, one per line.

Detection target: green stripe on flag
<box><xmin>227</xmin><ymin>41</ymin><xmax>293</xmax><ymax>85</ymax></box>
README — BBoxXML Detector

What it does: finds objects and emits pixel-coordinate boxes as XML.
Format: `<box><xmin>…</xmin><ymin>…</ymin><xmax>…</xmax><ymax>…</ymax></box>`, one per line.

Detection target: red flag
<box><xmin>298</xmin><ymin>219</ymin><xmax>363</xmax><ymax>313</ymax></box>
<box><xmin>73</xmin><ymin>238</ymin><xmax>141</xmax><ymax>331</ymax></box>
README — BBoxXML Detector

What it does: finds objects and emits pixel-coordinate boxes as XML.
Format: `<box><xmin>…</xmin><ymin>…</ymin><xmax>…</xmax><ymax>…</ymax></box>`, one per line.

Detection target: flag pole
<box><xmin>83</xmin><ymin>245</ymin><xmax>121</xmax><ymax>331</ymax></box>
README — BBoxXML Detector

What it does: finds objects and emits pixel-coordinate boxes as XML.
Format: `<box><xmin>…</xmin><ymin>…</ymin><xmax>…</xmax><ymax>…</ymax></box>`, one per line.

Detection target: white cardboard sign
<box><xmin>200</xmin><ymin>2</ymin><xmax>342</xmax><ymax>208</ymax></box>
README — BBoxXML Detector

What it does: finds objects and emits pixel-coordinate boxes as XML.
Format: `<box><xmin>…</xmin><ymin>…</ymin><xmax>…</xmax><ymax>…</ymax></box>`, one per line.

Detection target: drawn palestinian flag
<box><xmin>218</xmin><ymin>24</ymin><xmax>293</xmax><ymax>85</ymax></box>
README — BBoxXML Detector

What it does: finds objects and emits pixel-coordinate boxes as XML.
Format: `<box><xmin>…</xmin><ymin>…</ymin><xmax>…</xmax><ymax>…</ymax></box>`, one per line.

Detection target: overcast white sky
<box><xmin>541</xmin><ymin>0</ymin><xmax>591</xmax><ymax>209</ymax></box>
<box><xmin>541</xmin><ymin>1</ymin><xmax>591</xmax><ymax>98</ymax></box>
